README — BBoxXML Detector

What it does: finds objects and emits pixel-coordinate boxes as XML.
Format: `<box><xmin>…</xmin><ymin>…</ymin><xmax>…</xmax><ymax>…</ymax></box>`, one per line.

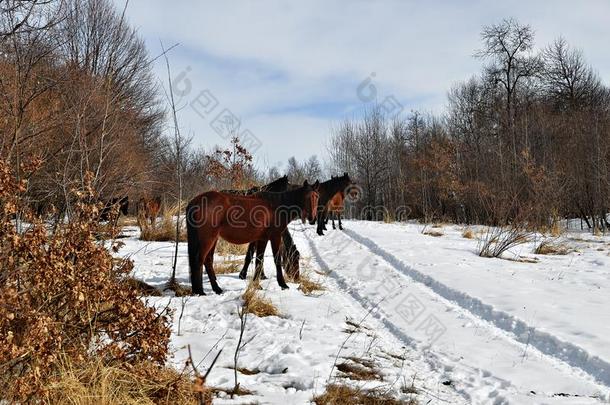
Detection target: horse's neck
<box><xmin>322</xmin><ymin>180</ymin><xmax>347</xmax><ymax>201</ymax></box>
<box><xmin>270</xmin><ymin>189</ymin><xmax>304</xmax><ymax>222</ymax></box>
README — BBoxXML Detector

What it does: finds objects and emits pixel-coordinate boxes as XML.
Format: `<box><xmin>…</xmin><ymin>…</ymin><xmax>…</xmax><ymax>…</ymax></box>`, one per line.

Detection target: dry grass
<box><xmin>227</xmin><ymin>366</ymin><xmax>260</xmax><ymax>376</ymax></box>
<box><xmin>478</xmin><ymin>226</ymin><xmax>531</xmax><ymax>258</ymax></box>
<box><xmin>534</xmin><ymin>239</ymin><xmax>571</xmax><ymax>255</ymax></box>
<box><xmin>462</xmin><ymin>228</ymin><xmax>475</xmax><ymax>239</ymax></box>
<box><xmin>139</xmin><ymin>201</ymin><xmax>187</xmax><ymax>242</ymax></box>
<box><xmin>43</xmin><ymin>357</ymin><xmax>205</xmax><ymax>405</ymax></box>
<box><xmin>336</xmin><ymin>357</ymin><xmax>380</xmax><ymax>381</ymax></box>
<box><xmin>165</xmin><ymin>279</ymin><xmax>192</xmax><ymax>297</ymax></box>
<box><xmin>423</xmin><ymin>230</ymin><xmax>444</xmax><ymax>237</ymax></box>
<box><xmin>118</xmin><ymin>215</ymin><xmax>139</xmax><ymax>227</ymax></box>
<box><xmin>313</xmin><ymin>384</ymin><xmax>412</xmax><ymax>405</ymax></box>
<box><xmin>124</xmin><ymin>277</ymin><xmax>163</xmax><ymax>296</ymax></box>
<box><xmin>293</xmin><ymin>257</ymin><xmax>325</xmax><ymax>295</ymax></box>
<box><xmin>241</xmin><ymin>280</ymin><xmax>281</xmax><ymax>317</ymax></box>
<box><xmin>505</xmin><ymin>256</ymin><xmax>539</xmax><ymax>263</ymax></box>
<box><xmin>298</xmin><ymin>273</ymin><xmax>325</xmax><ymax>295</ymax></box>
<box><xmin>216</xmin><ymin>238</ymin><xmax>249</xmax><ymax>256</ymax></box>
<box><xmin>549</xmin><ymin>221</ymin><xmax>563</xmax><ymax>237</ymax></box>
<box><xmin>214</xmin><ymin>258</ymin><xmax>243</xmax><ymax>274</ymax></box>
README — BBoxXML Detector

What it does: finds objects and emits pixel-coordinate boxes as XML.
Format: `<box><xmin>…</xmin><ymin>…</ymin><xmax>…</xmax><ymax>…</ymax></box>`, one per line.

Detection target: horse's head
<box><xmin>301</xmin><ymin>180</ymin><xmax>320</xmax><ymax>224</ymax></box>
<box><xmin>118</xmin><ymin>196</ymin><xmax>129</xmax><ymax>215</ymax></box>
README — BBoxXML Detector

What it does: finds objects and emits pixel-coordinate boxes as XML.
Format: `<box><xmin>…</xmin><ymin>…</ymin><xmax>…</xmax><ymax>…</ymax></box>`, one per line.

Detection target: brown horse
<box><xmin>186</xmin><ymin>180</ymin><xmax>319</xmax><ymax>295</ymax></box>
<box><xmin>313</xmin><ymin>173</ymin><xmax>353</xmax><ymax>235</ymax></box>
<box><xmin>137</xmin><ymin>196</ymin><xmax>162</xmax><ymax>225</ymax></box>
<box><xmin>326</xmin><ymin>191</ymin><xmax>346</xmax><ymax>230</ymax></box>
<box><xmin>234</xmin><ymin>176</ymin><xmax>302</xmax><ymax>281</ymax></box>
<box><xmin>99</xmin><ymin>196</ymin><xmax>129</xmax><ymax>224</ymax></box>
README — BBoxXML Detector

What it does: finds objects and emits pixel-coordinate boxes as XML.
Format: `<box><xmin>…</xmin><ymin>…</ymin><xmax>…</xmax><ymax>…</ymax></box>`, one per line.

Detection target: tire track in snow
<box><xmin>303</xmin><ymin>229</ymin><xmax>514</xmax><ymax>404</ymax></box>
<box><xmin>342</xmin><ymin>227</ymin><xmax>610</xmax><ymax>389</ymax></box>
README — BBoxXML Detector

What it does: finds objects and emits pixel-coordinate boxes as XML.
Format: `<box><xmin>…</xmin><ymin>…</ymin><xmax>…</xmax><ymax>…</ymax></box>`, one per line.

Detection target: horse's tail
<box><xmin>186</xmin><ymin>201</ymin><xmax>204</xmax><ymax>295</ymax></box>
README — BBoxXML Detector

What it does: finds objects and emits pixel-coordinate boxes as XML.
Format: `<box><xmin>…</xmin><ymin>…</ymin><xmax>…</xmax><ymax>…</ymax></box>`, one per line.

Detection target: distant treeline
<box><xmin>329</xmin><ymin>19</ymin><xmax>610</xmax><ymax>230</ymax></box>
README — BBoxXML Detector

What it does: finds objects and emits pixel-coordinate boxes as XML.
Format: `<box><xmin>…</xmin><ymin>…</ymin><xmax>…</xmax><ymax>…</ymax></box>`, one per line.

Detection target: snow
<box><xmin>118</xmin><ymin>221</ymin><xmax>610</xmax><ymax>404</ymax></box>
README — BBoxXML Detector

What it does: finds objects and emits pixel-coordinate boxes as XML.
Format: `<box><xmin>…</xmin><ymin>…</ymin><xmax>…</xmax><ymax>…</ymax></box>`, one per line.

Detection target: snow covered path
<box><xmin>301</xmin><ymin>221</ymin><xmax>610</xmax><ymax>404</ymax></box>
<box><xmin>122</xmin><ymin>220</ymin><xmax>610</xmax><ymax>404</ymax></box>
<box><xmin>121</xmin><ymin>226</ymin><xmax>464</xmax><ymax>404</ymax></box>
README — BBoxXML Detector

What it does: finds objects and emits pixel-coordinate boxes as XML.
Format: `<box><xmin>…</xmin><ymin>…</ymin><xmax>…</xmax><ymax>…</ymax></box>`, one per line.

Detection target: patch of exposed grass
<box><xmin>124</xmin><ymin>277</ymin><xmax>163</xmax><ymax>296</ymax></box>
<box><xmin>505</xmin><ymin>256</ymin><xmax>539</xmax><ymax>264</ymax></box>
<box><xmin>241</xmin><ymin>280</ymin><xmax>280</xmax><ymax>317</ymax></box>
<box><xmin>534</xmin><ymin>239</ymin><xmax>571</xmax><ymax>255</ymax></box>
<box><xmin>298</xmin><ymin>274</ymin><xmax>325</xmax><ymax>295</ymax></box>
<box><xmin>293</xmin><ymin>258</ymin><xmax>325</xmax><ymax>295</ymax></box>
<box><xmin>423</xmin><ymin>230</ymin><xmax>444</xmax><ymax>237</ymax></box>
<box><xmin>211</xmin><ymin>385</ymin><xmax>255</xmax><ymax>398</ymax></box>
<box><xmin>227</xmin><ymin>366</ymin><xmax>260</xmax><ymax>376</ymax></box>
<box><xmin>313</xmin><ymin>384</ymin><xmax>412</xmax><ymax>405</ymax></box>
<box><xmin>43</xmin><ymin>356</ymin><xmax>205</xmax><ymax>405</ymax></box>
<box><xmin>215</xmin><ymin>258</ymin><xmax>242</xmax><ymax>274</ymax></box>
<box><xmin>335</xmin><ymin>356</ymin><xmax>381</xmax><ymax>382</ymax></box>
<box><xmin>216</xmin><ymin>238</ymin><xmax>248</xmax><ymax>256</ymax></box>
<box><xmin>336</xmin><ymin>361</ymin><xmax>380</xmax><ymax>381</ymax></box>
<box><xmin>118</xmin><ymin>215</ymin><xmax>139</xmax><ymax>227</ymax></box>
<box><xmin>166</xmin><ymin>279</ymin><xmax>192</xmax><ymax>297</ymax></box>
<box><xmin>139</xmin><ymin>201</ymin><xmax>188</xmax><ymax>242</ymax></box>
<box><xmin>462</xmin><ymin>228</ymin><xmax>475</xmax><ymax>239</ymax></box>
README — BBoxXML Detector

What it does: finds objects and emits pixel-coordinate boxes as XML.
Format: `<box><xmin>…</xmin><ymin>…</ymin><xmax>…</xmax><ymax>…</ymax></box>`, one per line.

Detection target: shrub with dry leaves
<box><xmin>0</xmin><ymin>160</ymin><xmax>173</xmax><ymax>402</ymax></box>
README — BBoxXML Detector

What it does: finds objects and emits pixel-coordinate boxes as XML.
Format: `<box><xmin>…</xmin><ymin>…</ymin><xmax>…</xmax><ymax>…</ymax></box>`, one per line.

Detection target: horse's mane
<box><xmin>254</xmin><ymin>185</ymin><xmax>308</xmax><ymax>208</ymax></box>
<box><xmin>221</xmin><ymin>175</ymin><xmax>289</xmax><ymax>195</ymax></box>
<box><xmin>319</xmin><ymin>173</ymin><xmax>351</xmax><ymax>202</ymax></box>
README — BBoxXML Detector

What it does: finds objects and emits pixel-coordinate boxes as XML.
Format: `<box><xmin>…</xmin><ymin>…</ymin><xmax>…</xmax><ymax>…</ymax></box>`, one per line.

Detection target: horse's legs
<box><xmin>203</xmin><ymin>239</ymin><xmax>223</xmax><ymax>294</ymax></box>
<box><xmin>270</xmin><ymin>235</ymin><xmax>289</xmax><ymax>289</ymax></box>
<box><xmin>253</xmin><ymin>240</ymin><xmax>268</xmax><ymax>281</ymax></box>
<box><xmin>282</xmin><ymin>230</ymin><xmax>300</xmax><ymax>280</ymax></box>
<box><xmin>331</xmin><ymin>212</ymin><xmax>336</xmax><ymax>229</ymax></box>
<box><xmin>316</xmin><ymin>208</ymin><xmax>326</xmax><ymax>236</ymax></box>
<box><xmin>338</xmin><ymin>212</ymin><xmax>343</xmax><ymax>230</ymax></box>
<box><xmin>239</xmin><ymin>242</ymin><xmax>256</xmax><ymax>280</ymax></box>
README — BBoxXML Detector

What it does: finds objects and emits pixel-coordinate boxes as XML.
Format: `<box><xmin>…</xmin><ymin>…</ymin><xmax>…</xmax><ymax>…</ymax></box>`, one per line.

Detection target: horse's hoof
<box><xmin>261</xmin><ymin>274</ymin><xmax>268</xmax><ymax>280</ymax></box>
<box><xmin>317</xmin><ymin>230</ymin><xmax>324</xmax><ymax>236</ymax></box>
<box><xmin>213</xmin><ymin>287</ymin><xmax>224</xmax><ymax>295</ymax></box>
<box><xmin>238</xmin><ymin>273</ymin><xmax>246</xmax><ymax>280</ymax></box>
<box><xmin>339</xmin><ymin>226</ymin><xmax>343</xmax><ymax>231</ymax></box>
<box><xmin>280</xmin><ymin>284</ymin><xmax>289</xmax><ymax>290</ymax></box>
<box><xmin>192</xmin><ymin>290</ymin><xmax>206</xmax><ymax>296</ymax></box>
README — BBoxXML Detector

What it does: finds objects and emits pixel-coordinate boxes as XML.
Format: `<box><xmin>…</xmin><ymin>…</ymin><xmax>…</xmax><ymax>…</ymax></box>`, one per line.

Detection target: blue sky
<box><xmin>116</xmin><ymin>0</ymin><xmax>610</xmax><ymax>171</ymax></box>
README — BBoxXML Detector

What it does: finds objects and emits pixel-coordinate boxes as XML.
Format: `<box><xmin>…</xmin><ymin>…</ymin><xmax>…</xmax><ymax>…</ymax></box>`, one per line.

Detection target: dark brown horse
<box><xmin>99</xmin><ymin>196</ymin><xmax>129</xmax><ymax>223</ymax></box>
<box><xmin>233</xmin><ymin>176</ymin><xmax>301</xmax><ymax>281</ymax></box>
<box><xmin>313</xmin><ymin>173</ymin><xmax>353</xmax><ymax>235</ymax></box>
<box><xmin>186</xmin><ymin>180</ymin><xmax>319</xmax><ymax>295</ymax></box>
<box><xmin>137</xmin><ymin>196</ymin><xmax>162</xmax><ymax>225</ymax></box>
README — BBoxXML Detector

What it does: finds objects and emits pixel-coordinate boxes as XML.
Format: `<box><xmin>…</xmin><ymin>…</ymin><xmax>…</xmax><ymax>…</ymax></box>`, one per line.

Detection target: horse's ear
<box><xmin>313</xmin><ymin>180</ymin><xmax>320</xmax><ymax>191</ymax></box>
<box><xmin>303</xmin><ymin>179</ymin><xmax>309</xmax><ymax>187</ymax></box>
<box><xmin>343</xmin><ymin>172</ymin><xmax>348</xmax><ymax>177</ymax></box>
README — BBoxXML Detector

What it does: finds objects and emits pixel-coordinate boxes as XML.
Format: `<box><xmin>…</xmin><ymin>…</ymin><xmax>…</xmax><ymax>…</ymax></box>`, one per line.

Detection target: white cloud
<box><xmin>116</xmin><ymin>0</ymin><xmax>610</xmax><ymax>162</ymax></box>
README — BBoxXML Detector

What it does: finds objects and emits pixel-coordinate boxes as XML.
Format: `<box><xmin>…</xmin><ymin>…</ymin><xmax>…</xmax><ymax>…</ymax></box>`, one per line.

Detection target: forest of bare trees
<box><xmin>0</xmin><ymin>0</ymin><xmax>270</xmax><ymax>220</ymax></box>
<box><xmin>3</xmin><ymin>3</ymin><xmax>608</xmax><ymax>232</ymax></box>
<box><xmin>329</xmin><ymin>18</ymin><xmax>610</xmax><ymax>231</ymax></box>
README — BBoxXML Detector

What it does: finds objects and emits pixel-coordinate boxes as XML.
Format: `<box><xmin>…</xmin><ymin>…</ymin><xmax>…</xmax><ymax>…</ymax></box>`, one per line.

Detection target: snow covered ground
<box><xmin>119</xmin><ymin>221</ymin><xmax>610</xmax><ymax>404</ymax></box>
